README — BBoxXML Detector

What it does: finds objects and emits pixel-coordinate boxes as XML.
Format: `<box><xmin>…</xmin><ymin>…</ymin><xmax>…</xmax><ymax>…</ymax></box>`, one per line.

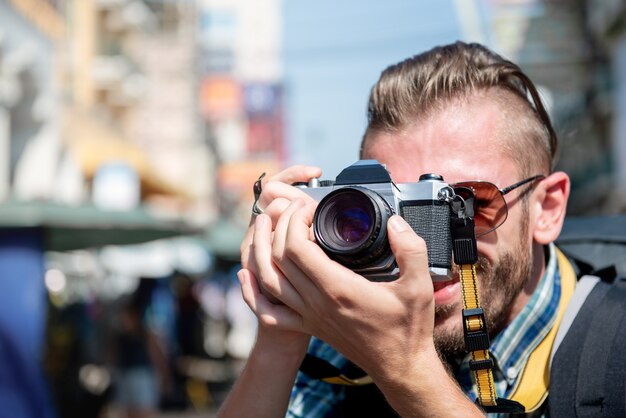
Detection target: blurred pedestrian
<box><xmin>112</xmin><ymin>300</ymin><xmax>170</xmax><ymax>418</ymax></box>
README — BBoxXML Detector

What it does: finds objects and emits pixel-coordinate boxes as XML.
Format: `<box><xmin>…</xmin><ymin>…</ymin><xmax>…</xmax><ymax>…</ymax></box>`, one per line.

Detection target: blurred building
<box><xmin>586</xmin><ymin>0</ymin><xmax>626</xmax><ymax>212</ymax></box>
<box><xmin>0</xmin><ymin>1</ymin><xmax>226</xmax><ymax>416</ymax></box>
<box><xmin>472</xmin><ymin>0</ymin><xmax>626</xmax><ymax>214</ymax></box>
<box><xmin>1</xmin><ymin>0</ymin><xmax>215</xmax><ymax>233</ymax></box>
<box><xmin>199</xmin><ymin>0</ymin><xmax>284</xmax><ymax>231</ymax></box>
<box><xmin>0</xmin><ymin>0</ymin><xmax>64</xmax><ymax>202</ymax></box>
<box><xmin>64</xmin><ymin>0</ymin><xmax>216</xmax><ymax>223</ymax></box>
<box><xmin>0</xmin><ymin>2</ymin><xmax>68</xmax><ymax>417</ymax></box>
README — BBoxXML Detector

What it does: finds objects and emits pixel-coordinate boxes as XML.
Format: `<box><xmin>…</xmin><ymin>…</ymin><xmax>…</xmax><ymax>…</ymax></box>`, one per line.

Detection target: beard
<box><xmin>433</xmin><ymin>212</ymin><xmax>532</xmax><ymax>358</ymax></box>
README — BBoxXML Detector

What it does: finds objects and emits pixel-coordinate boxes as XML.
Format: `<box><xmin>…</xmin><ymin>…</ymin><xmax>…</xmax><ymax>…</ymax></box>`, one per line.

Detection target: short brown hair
<box><xmin>361</xmin><ymin>42</ymin><xmax>557</xmax><ymax>175</ymax></box>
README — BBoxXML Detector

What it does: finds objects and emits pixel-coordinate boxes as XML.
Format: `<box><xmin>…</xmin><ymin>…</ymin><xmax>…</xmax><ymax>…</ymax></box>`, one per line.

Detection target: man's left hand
<box><xmin>257</xmin><ymin>200</ymin><xmax>439</xmax><ymax>382</ymax></box>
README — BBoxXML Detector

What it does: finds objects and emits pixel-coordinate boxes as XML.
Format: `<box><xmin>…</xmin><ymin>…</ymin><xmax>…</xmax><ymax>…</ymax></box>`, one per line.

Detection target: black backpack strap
<box><xmin>565</xmin><ymin>254</ymin><xmax>620</xmax><ymax>284</ymax></box>
<box><xmin>550</xmin><ymin>275</ymin><xmax>601</xmax><ymax>365</ymax></box>
<box><xmin>341</xmin><ymin>384</ymin><xmax>399</xmax><ymax>417</ymax></box>
<box><xmin>299</xmin><ymin>354</ymin><xmax>373</xmax><ymax>385</ymax></box>
<box><xmin>550</xmin><ymin>278</ymin><xmax>626</xmax><ymax>417</ymax></box>
<box><xmin>299</xmin><ymin>354</ymin><xmax>399</xmax><ymax>416</ymax></box>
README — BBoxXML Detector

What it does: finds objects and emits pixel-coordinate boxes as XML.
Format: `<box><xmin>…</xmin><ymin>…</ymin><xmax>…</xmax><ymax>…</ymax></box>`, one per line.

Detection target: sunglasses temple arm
<box><xmin>500</xmin><ymin>175</ymin><xmax>545</xmax><ymax>195</ymax></box>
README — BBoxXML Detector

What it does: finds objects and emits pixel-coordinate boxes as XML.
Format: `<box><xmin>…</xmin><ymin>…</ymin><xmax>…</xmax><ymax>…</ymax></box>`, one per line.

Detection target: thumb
<box><xmin>387</xmin><ymin>216</ymin><xmax>431</xmax><ymax>284</ymax></box>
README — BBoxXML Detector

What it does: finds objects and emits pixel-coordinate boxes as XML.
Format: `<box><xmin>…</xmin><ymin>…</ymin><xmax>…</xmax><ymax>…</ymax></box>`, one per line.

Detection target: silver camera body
<box><xmin>298</xmin><ymin>160</ymin><xmax>455</xmax><ymax>282</ymax></box>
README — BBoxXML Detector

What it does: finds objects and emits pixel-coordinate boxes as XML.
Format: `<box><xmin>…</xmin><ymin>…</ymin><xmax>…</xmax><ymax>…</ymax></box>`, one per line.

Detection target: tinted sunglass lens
<box><xmin>454</xmin><ymin>182</ymin><xmax>508</xmax><ymax>237</ymax></box>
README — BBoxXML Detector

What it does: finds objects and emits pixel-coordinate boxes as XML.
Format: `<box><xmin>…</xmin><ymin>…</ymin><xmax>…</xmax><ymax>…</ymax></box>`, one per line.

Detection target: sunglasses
<box><xmin>452</xmin><ymin>175</ymin><xmax>546</xmax><ymax>237</ymax></box>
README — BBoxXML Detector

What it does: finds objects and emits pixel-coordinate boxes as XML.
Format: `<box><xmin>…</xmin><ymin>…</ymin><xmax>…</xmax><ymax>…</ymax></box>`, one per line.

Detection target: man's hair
<box><xmin>361</xmin><ymin>41</ymin><xmax>557</xmax><ymax>175</ymax></box>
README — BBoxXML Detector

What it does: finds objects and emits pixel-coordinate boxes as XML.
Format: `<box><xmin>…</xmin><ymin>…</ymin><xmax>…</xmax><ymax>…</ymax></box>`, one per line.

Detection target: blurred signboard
<box><xmin>246</xmin><ymin>118</ymin><xmax>283</xmax><ymax>159</ymax></box>
<box><xmin>244</xmin><ymin>84</ymin><xmax>280</xmax><ymax>117</ymax></box>
<box><xmin>200</xmin><ymin>76</ymin><xmax>242</xmax><ymax>120</ymax></box>
<box><xmin>244</xmin><ymin>84</ymin><xmax>284</xmax><ymax>160</ymax></box>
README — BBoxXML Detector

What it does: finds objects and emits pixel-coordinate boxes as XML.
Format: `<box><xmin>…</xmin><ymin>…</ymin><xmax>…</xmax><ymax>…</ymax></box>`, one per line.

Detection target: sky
<box><xmin>283</xmin><ymin>1</ymin><xmax>469</xmax><ymax>179</ymax></box>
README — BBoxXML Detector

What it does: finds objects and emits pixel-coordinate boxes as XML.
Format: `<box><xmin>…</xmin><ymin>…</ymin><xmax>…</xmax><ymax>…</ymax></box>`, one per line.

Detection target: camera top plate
<box><xmin>334</xmin><ymin>160</ymin><xmax>392</xmax><ymax>185</ymax></box>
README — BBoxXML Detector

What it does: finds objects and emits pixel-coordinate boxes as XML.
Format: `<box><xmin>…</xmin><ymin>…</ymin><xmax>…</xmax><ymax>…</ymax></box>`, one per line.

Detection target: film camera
<box><xmin>298</xmin><ymin>160</ymin><xmax>470</xmax><ymax>282</ymax></box>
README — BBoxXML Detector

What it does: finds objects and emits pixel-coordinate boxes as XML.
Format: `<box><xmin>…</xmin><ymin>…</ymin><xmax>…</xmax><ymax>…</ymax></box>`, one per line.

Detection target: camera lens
<box><xmin>313</xmin><ymin>187</ymin><xmax>392</xmax><ymax>268</ymax></box>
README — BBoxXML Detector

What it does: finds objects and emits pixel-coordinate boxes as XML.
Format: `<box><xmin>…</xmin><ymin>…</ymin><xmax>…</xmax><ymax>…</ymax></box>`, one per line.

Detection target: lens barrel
<box><xmin>313</xmin><ymin>187</ymin><xmax>392</xmax><ymax>269</ymax></box>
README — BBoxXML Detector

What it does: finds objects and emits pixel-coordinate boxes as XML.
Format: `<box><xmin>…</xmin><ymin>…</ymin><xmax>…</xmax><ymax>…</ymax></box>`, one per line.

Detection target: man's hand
<box><xmin>238</xmin><ymin>165</ymin><xmax>321</xmax><ymax>348</ymax></box>
<box><xmin>260</xmin><ymin>201</ymin><xmax>438</xmax><ymax>380</ymax></box>
<box><xmin>240</xmin><ymin>165</ymin><xmax>321</xmax><ymax>299</ymax></box>
<box><xmin>240</xmin><ymin>165</ymin><xmax>322</xmax><ymax>264</ymax></box>
<box><xmin>245</xmin><ymin>201</ymin><xmax>484</xmax><ymax>416</ymax></box>
<box><xmin>219</xmin><ymin>166</ymin><xmax>321</xmax><ymax>418</ymax></box>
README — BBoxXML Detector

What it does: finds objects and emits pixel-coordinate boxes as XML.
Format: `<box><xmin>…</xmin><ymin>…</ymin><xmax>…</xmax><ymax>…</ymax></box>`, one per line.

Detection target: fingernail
<box><xmin>388</xmin><ymin>215</ymin><xmax>409</xmax><ymax>232</ymax></box>
<box><xmin>236</xmin><ymin>269</ymin><xmax>246</xmax><ymax>284</ymax></box>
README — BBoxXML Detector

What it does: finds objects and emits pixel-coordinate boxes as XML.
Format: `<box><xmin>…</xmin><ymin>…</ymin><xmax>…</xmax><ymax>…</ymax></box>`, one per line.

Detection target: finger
<box><xmin>270</xmin><ymin>200</ymin><xmax>329</xmax><ymax>297</ymax></box>
<box><xmin>269</xmin><ymin>165</ymin><xmax>322</xmax><ymax>185</ymax></box>
<box><xmin>262</xmin><ymin>198</ymin><xmax>294</xmax><ymax>227</ymax></box>
<box><xmin>237</xmin><ymin>269</ymin><xmax>304</xmax><ymax>331</ymax></box>
<box><xmin>281</xmin><ymin>202</ymin><xmax>362</xmax><ymax>293</ymax></box>
<box><xmin>386</xmin><ymin>215</ymin><xmax>432</xmax><ymax>289</ymax></box>
<box><xmin>253</xmin><ymin>213</ymin><xmax>306</xmax><ymax>311</ymax></box>
<box><xmin>242</xmin><ymin>192</ymin><xmax>317</xmax><ymax>268</ymax></box>
<box><xmin>242</xmin><ymin>197</ymin><xmax>293</xmax><ymax>262</ymax></box>
<box><xmin>256</xmin><ymin>181</ymin><xmax>318</xmax><ymax>213</ymax></box>
<box><xmin>240</xmin><ymin>223</ymin><xmax>256</xmax><ymax>268</ymax></box>
<box><xmin>271</xmin><ymin>198</ymin><xmax>306</xmax><ymax>258</ymax></box>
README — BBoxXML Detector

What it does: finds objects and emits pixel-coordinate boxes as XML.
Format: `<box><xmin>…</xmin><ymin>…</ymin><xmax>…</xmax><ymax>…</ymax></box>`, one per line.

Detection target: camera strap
<box><xmin>450</xmin><ymin>192</ymin><xmax>525</xmax><ymax>414</ymax></box>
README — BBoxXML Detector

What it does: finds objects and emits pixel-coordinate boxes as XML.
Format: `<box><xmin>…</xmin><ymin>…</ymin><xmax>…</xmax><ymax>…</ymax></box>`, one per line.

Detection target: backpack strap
<box><xmin>299</xmin><ymin>354</ymin><xmax>373</xmax><ymax>385</ymax></box>
<box><xmin>549</xmin><ymin>277</ymin><xmax>626</xmax><ymax>417</ymax></box>
<box><xmin>549</xmin><ymin>275</ymin><xmax>600</xmax><ymax>366</ymax></box>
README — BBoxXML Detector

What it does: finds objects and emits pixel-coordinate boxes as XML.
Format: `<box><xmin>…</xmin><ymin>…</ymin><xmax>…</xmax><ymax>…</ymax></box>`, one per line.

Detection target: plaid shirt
<box><xmin>287</xmin><ymin>244</ymin><xmax>561</xmax><ymax>417</ymax></box>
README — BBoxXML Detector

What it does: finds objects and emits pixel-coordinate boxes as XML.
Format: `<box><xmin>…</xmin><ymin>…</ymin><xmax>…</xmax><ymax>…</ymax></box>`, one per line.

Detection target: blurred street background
<box><xmin>0</xmin><ymin>0</ymin><xmax>625</xmax><ymax>417</ymax></box>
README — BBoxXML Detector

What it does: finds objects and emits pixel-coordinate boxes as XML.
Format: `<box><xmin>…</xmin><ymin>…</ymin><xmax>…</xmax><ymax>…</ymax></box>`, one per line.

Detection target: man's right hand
<box><xmin>240</xmin><ymin>165</ymin><xmax>322</xmax><ymax>277</ymax></box>
<box><xmin>240</xmin><ymin>165</ymin><xmax>322</xmax><ymax>304</ymax></box>
<box><xmin>238</xmin><ymin>165</ymin><xmax>321</xmax><ymax>352</ymax></box>
<box><xmin>218</xmin><ymin>165</ymin><xmax>321</xmax><ymax>418</ymax></box>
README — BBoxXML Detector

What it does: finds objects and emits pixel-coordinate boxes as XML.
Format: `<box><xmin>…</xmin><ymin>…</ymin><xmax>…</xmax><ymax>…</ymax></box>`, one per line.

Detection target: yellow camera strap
<box><xmin>459</xmin><ymin>263</ymin><xmax>497</xmax><ymax>406</ymax></box>
<box><xmin>450</xmin><ymin>192</ymin><xmax>524</xmax><ymax>413</ymax></box>
<box><xmin>458</xmin><ymin>263</ymin><xmax>524</xmax><ymax>413</ymax></box>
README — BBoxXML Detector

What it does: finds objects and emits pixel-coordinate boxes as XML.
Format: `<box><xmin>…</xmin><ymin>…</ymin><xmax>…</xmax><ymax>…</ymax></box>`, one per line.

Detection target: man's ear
<box><xmin>532</xmin><ymin>171</ymin><xmax>570</xmax><ymax>244</ymax></box>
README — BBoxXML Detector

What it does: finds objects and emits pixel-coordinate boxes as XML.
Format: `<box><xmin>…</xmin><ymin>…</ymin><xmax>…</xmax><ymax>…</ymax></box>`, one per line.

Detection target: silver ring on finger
<box><xmin>252</xmin><ymin>199</ymin><xmax>264</xmax><ymax>215</ymax></box>
<box><xmin>251</xmin><ymin>172</ymin><xmax>266</xmax><ymax>216</ymax></box>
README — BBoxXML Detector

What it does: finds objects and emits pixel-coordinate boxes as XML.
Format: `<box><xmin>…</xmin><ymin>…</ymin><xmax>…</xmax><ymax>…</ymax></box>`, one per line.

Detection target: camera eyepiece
<box><xmin>313</xmin><ymin>187</ymin><xmax>392</xmax><ymax>269</ymax></box>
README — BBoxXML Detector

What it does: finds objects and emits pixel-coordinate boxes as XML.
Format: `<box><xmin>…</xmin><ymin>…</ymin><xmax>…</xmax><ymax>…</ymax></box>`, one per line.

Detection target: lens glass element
<box><xmin>336</xmin><ymin>207</ymin><xmax>372</xmax><ymax>243</ymax></box>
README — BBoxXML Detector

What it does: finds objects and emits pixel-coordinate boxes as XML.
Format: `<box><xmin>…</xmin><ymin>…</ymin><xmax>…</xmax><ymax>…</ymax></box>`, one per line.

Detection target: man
<box><xmin>219</xmin><ymin>42</ymin><xmax>572</xmax><ymax>416</ymax></box>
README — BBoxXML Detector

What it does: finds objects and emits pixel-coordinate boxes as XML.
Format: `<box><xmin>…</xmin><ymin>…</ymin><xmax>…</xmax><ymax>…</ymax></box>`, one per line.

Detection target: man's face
<box><xmin>362</xmin><ymin>96</ymin><xmax>536</xmax><ymax>356</ymax></box>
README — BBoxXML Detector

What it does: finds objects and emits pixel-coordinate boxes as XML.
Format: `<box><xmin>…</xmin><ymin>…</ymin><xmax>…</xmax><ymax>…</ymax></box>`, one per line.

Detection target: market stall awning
<box><xmin>0</xmin><ymin>200</ymin><xmax>200</xmax><ymax>251</ymax></box>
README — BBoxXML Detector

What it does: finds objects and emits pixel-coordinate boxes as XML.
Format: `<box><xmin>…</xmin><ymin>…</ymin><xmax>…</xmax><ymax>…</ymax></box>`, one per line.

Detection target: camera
<box><xmin>298</xmin><ymin>160</ymin><xmax>458</xmax><ymax>282</ymax></box>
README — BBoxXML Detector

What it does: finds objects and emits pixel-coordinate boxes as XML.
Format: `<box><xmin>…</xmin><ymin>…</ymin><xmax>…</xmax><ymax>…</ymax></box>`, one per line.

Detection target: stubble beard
<box><xmin>433</xmin><ymin>216</ymin><xmax>532</xmax><ymax>358</ymax></box>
